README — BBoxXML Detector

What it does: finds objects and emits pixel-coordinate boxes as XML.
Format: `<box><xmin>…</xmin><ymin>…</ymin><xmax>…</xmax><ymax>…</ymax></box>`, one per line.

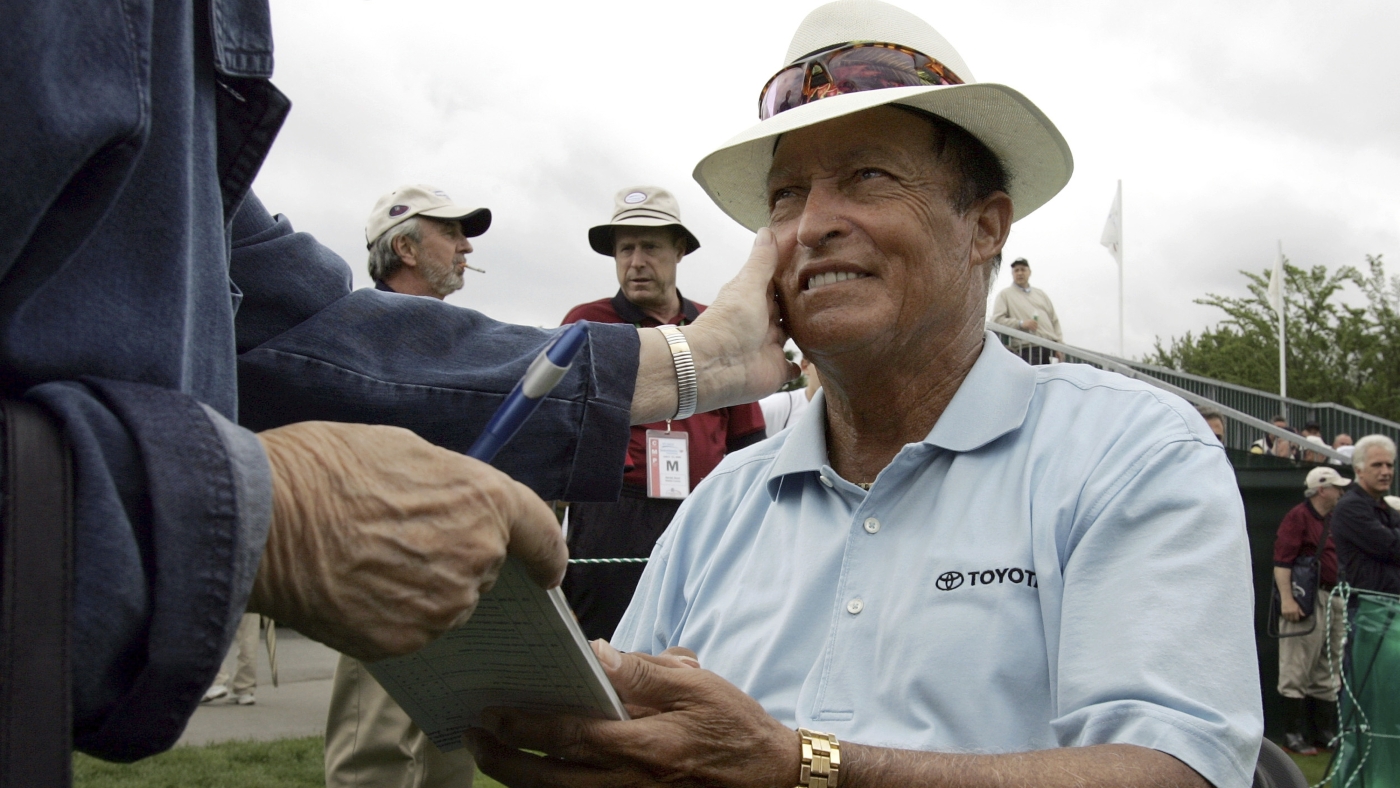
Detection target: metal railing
<box><xmin>987</xmin><ymin>323</ymin><xmax>1400</xmax><ymax>469</ymax></box>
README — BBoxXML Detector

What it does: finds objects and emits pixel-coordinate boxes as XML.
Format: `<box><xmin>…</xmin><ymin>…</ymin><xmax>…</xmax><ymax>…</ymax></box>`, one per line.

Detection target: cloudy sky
<box><xmin>251</xmin><ymin>0</ymin><xmax>1400</xmax><ymax>361</ymax></box>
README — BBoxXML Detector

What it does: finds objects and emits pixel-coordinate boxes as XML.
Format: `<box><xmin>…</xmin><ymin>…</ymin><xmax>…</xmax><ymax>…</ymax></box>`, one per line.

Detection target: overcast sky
<box><xmin>250</xmin><ymin>0</ymin><xmax>1400</xmax><ymax>361</ymax></box>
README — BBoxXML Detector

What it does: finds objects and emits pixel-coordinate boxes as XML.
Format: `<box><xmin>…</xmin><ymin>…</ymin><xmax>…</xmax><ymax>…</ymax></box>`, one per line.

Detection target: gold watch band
<box><xmin>797</xmin><ymin>728</ymin><xmax>840</xmax><ymax>788</ymax></box>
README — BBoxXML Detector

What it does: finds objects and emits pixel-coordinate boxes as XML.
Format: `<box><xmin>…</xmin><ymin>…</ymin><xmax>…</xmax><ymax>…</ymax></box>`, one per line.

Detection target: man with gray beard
<box><xmin>366</xmin><ymin>184</ymin><xmax>491</xmax><ymax>299</ymax></box>
<box><xmin>320</xmin><ymin>183</ymin><xmax>496</xmax><ymax>788</ymax></box>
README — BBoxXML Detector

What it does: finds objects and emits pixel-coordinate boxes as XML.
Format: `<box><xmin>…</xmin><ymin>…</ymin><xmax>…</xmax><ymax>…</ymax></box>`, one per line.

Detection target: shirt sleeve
<box><xmin>27</xmin><ymin>380</ymin><xmax>271</xmax><ymax>761</ymax></box>
<box><xmin>230</xmin><ymin>194</ymin><xmax>638</xmax><ymax>503</ymax></box>
<box><xmin>1049</xmin><ymin>436</ymin><xmax>1262</xmax><ymax>788</ymax></box>
<box><xmin>1045</xmin><ymin>298</ymin><xmax>1063</xmax><ymax>342</ymax></box>
<box><xmin>1273</xmin><ymin>507</ymin><xmax>1306</xmax><ymax>565</ymax></box>
<box><xmin>990</xmin><ymin>289</ymin><xmax>1017</xmax><ymax>328</ymax></box>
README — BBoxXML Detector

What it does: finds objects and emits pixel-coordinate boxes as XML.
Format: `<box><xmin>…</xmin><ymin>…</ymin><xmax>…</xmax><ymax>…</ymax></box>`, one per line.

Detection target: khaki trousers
<box><xmin>1278</xmin><ymin>593</ymin><xmax>1346</xmax><ymax>701</ymax></box>
<box><xmin>214</xmin><ymin>612</ymin><xmax>259</xmax><ymax>694</ymax></box>
<box><xmin>324</xmin><ymin>653</ymin><xmax>476</xmax><ymax>788</ymax></box>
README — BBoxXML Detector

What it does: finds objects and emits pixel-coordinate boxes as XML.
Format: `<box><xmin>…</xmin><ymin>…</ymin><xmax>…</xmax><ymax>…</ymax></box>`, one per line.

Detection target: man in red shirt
<box><xmin>561</xmin><ymin>186</ymin><xmax>766</xmax><ymax>639</ymax></box>
<box><xmin>1273</xmin><ymin>465</ymin><xmax>1349</xmax><ymax>755</ymax></box>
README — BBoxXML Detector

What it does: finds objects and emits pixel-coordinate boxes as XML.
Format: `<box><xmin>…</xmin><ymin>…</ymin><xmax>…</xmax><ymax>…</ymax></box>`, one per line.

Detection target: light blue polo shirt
<box><xmin>613</xmin><ymin>334</ymin><xmax>1263</xmax><ymax>788</ymax></box>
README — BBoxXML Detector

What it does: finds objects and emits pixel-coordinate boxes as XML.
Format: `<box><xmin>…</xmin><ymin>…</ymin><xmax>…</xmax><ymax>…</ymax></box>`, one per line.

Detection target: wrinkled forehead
<box><xmin>766</xmin><ymin>107</ymin><xmax>940</xmax><ymax>185</ymax></box>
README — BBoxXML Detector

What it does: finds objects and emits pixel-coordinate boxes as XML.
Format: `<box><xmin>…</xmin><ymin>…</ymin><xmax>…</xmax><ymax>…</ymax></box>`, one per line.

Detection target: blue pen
<box><xmin>466</xmin><ymin>321</ymin><xmax>591</xmax><ymax>463</ymax></box>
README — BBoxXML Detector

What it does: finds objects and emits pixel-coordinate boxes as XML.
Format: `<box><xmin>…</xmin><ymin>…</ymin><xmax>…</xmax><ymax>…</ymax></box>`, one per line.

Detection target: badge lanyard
<box><xmin>646</xmin><ymin>420</ymin><xmax>690</xmax><ymax>500</ymax></box>
<box><xmin>640</xmin><ymin>315</ymin><xmax>692</xmax><ymax>499</ymax></box>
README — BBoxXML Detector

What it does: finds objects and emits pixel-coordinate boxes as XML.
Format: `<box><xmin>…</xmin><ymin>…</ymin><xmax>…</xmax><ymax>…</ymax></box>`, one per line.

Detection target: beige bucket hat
<box><xmin>589</xmin><ymin>186</ymin><xmax>701</xmax><ymax>256</ymax></box>
<box><xmin>365</xmin><ymin>184</ymin><xmax>491</xmax><ymax>248</ymax></box>
<box><xmin>693</xmin><ymin>0</ymin><xmax>1073</xmax><ymax>230</ymax></box>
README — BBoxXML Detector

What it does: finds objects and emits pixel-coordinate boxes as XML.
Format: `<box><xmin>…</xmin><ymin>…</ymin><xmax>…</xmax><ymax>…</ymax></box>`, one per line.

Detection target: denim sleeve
<box><xmin>26</xmin><ymin>379</ymin><xmax>271</xmax><ymax>762</ymax></box>
<box><xmin>230</xmin><ymin>193</ymin><xmax>638</xmax><ymax>501</ymax></box>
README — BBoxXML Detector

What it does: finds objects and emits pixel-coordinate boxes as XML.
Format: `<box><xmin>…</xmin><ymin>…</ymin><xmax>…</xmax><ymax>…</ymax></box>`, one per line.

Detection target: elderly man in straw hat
<box><xmin>561</xmin><ymin>186</ymin><xmax>767</xmax><ymax>643</ymax></box>
<box><xmin>465</xmin><ymin>2</ymin><xmax>1262</xmax><ymax>787</ymax></box>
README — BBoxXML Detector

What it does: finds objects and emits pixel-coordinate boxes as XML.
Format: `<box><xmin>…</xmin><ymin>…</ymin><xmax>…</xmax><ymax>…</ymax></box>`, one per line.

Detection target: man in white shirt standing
<box><xmin>991</xmin><ymin>257</ymin><xmax>1062</xmax><ymax>364</ymax></box>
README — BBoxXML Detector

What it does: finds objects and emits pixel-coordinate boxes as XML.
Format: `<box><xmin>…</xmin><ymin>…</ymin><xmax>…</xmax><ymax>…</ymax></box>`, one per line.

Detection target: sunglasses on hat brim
<box><xmin>758</xmin><ymin>41</ymin><xmax>964</xmax><ymax>121</ymax></box>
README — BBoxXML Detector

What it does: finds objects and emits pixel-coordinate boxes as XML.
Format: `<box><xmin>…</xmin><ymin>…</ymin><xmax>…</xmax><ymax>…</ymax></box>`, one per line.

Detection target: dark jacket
<box><xmin>1331</xmin><ymin>484</ymin><xmax>1400</xmax><ymax>596</ymax></box>
<box><xmin>2</xmin><ymin>1</ymin><xmax>637</xmax><ymax>761</ymax></box>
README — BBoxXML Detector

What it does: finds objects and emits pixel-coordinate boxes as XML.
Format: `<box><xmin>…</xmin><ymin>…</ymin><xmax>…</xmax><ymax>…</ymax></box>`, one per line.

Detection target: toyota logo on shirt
<box><xmin>936</xmin><ymin>567</ymin><xmax>1038</xmax><ymax>590</ymax></box>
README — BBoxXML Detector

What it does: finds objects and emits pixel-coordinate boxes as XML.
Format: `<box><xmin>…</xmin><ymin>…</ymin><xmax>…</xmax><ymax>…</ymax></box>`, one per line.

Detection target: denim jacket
<box><xmin>0</xmin><ymin>0</ymin><xmax>636</xmax><ymax>761</ymax></box>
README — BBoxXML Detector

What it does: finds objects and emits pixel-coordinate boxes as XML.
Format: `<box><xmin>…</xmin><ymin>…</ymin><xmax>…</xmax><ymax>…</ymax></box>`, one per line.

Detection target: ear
<box><xmin>969</xmin><ymin>191</ymin><xmax>1013</xmax><ymax>269</ymax></box>
<box><xmin>391</xmin><ymin>233</ymin><xmax>418</xmax><ymax>268</ymax></box>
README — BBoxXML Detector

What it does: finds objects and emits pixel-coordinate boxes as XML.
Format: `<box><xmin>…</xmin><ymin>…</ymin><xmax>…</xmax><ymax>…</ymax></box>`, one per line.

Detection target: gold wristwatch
<box><xmin>797</xmin><ymin>728</ymin><xmax>840</xmax><ymax>788</ymax></box>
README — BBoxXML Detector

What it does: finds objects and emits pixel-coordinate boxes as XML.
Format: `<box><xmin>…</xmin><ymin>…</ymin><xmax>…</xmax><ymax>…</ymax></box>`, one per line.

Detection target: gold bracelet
<box><xmin>797</xmin><ymin>728</ymin><xmax>840</xmax><ymax>788</ymax></box>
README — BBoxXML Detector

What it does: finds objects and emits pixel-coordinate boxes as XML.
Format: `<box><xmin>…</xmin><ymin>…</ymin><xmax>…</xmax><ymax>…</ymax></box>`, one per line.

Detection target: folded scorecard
<box><xmin>366</xmin><ymin>556</ymin><xmax>629</xmax><ymax>752</ymax></box>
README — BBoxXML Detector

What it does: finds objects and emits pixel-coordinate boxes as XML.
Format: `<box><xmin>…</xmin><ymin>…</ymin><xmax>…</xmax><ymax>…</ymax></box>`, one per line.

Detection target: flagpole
<box><xmin>1118</xmin><ymin>182</ymin><xmax>1124</xmax><ymax>357</ymax></box>
<box><xmin>1278</xmin><ymin>240</ymin><xmax>1287</xmax><ymax>402</ymax></box>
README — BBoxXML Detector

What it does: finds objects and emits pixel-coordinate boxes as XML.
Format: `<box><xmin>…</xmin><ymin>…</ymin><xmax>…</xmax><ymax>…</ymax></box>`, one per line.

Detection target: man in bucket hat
<box><xmin>560</xmin><ymin>186</ymin><xmax>766</xmax><ymax>642</ymax></box>
<box><xmin>467</xmin><ymin>2</ymin><xmax>1261</xmax><ymax>787</ymax></box>
<box><xmin>363</xmin><ymin>184</ymin><xmax>492</xmax><ymax>298</ymax></box>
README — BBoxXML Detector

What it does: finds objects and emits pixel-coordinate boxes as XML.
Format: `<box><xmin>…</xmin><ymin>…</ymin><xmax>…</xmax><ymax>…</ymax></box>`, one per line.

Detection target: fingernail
<box><xmin>678</xmin><ymin>657</ymin><xmax>701</xmax><ymax>669</ymax></box>
<box><xmin>592</xmin><ymin>639</ymin><xmax>623</xmax><ymax>670</ymax></box>
<box><xmin>755</xmin><ymin>227</ymin><xmax>775</xmax><ymax>247</ymax></box>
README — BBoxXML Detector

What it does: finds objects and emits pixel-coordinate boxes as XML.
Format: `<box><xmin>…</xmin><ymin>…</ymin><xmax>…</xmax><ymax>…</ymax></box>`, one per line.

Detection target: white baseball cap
<box><xmin>1304</xmin><ymin>466</ymin><xmax>1351</xmax><ymax>492</ymax></box>
<box><xmin>365</xmin><ymin>184</ymin><xmax>491</xmax><ymax>248</ymax></box>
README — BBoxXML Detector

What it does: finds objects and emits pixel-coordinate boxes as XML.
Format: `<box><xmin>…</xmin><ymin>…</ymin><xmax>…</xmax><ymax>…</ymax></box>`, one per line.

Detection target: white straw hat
<box><xmin>693</xmin><ymin>0</ymin><xmax>1073</xmax><ymax>230</ymax></box>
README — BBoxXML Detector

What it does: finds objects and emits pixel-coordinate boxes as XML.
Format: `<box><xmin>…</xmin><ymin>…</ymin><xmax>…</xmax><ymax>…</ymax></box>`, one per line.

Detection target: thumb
<box><xmin>592</xmin><ymin>640</ymin><xmax>695</xmax><ymax>710</ymax></box>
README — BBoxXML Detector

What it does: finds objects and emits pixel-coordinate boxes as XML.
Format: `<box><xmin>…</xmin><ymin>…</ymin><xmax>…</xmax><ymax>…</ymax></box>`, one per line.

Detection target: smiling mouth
<box><xmin>804</xmin><ymin>271</ymin><xmax>870</xmax><ymax>291</ymax></box>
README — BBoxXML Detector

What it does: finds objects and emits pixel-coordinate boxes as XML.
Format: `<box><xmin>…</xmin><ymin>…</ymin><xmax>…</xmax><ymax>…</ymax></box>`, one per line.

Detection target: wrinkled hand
<box><xmin>465</xmin><ymin>641</ymin><xmax>797</xmax><ymax>788</ymax></box>
<box><xmin>247</xmin><ymin>421</ymin><xmax>567</xmax><ymax>662</ymax></box>
<box><xmin>1280</xmin><ymin>595</ymin><xmax>1305</xmax><ymax>622</ymax></box>
<box><xmin>685</xmin><ymin>228</ymin><xmax>799</xmax><ymax>412</ymax></box>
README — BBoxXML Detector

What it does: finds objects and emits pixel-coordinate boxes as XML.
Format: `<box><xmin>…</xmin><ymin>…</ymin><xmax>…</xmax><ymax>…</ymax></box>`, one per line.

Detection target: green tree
<box><xmin>1147</xmin><ymin>255</ymin><xmax>1399</xmax><ymax>422</ymax></box>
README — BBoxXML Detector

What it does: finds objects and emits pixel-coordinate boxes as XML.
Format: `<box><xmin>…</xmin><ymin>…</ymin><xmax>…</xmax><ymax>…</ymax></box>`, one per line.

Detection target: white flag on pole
<box><xmin>1267</xmin><ymin>242</ymin><xmax>1284</xmax><ymax>316</ymax></box>
<box><xmin>1100</xmin><ymin>180</ymin><xmax>1123</xmax><ymax>265</ymax></box>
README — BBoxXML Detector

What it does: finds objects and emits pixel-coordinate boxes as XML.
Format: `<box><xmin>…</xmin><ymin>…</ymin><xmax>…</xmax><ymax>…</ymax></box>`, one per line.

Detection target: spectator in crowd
<box><xmin>1251</xmin><ymin>415</ymin><xmax>1300</xmax><ymax>459</ymax></box>
<box><xmin>1302</xmin><ymin>435</ymin><xmax>1330</xmax><ymax>464</ymax></box>
<box><xmin>321</xmin><ymin>186</ymin><xmax>496</xmax><ymax>788</ymax></box>
<box><xmin>560</xmin><ymin>186</ymin><xmax>767</xmax><ymax>641</ymax></box>
<box><xmin>1197</xmin><ymin>405</ymin><xmax>1227</xmax><ymax>445</ymax></box>
<box><xmin>1301</xmin><ymin>421</ymin><xmax>1323</xmax><ymax>441</ymax></box>
<box><xmin>1272</xmin><ymin>467</ymin><xmax>1348</xmax><ymax>755</ymax></box>
<box><xmin>1332</xmin><ymin>435</ymin><xmax>1399</xmax><ymax>603</ymax></box>
<box><xmin>201</xmin><ymin>614</ymin><xmax>261</xmax><ymax>706</ymax></box>
<box><xmin>1331</xmin><ymin>433</ymin><xmax>1354</xmax><ymax>466</ymax></box>
<box><xmin>364</xmin><ymin>184</ymin><xmax>491</xmax><ymax>298</ymax></box>
<box><xmin>468</xmin><ymin>3</ymin><xmax>1261</xmax><ymax>787</ymax></box>
<box><xmin>760</xmin><ymin>356</ymin><xmax>822</xmax><ymax>437</ymax></box>
<box><xmin>991</xmin><ymin>257</ymin><xmax>1063</xmax><ymax>365</ymax></box>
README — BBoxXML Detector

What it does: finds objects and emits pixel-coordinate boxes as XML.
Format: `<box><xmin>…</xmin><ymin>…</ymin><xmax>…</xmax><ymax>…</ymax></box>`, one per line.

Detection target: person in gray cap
<box><xmin>364</xmin><ymin>184</ymin><xmax>491</xmax><ymax>299</ymax></box>
<box><xmin>560</xmin><ymin>186</ymin><xmax>767</xmax><ymax>643</ymax></box>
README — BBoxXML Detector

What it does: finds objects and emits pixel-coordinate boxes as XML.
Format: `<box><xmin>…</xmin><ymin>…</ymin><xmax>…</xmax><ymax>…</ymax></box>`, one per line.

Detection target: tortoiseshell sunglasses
<box><xmin>758</xmin><ymin>41</ymin><xmax>964</xmax><ymax>120</ymax></box>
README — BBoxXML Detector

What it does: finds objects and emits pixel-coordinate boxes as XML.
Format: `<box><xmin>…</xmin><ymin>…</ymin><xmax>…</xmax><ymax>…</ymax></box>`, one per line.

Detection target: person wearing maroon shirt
<box><xmin>1273</xmin><ymin>465</ymin><xmax>1349</xmax><ymax>755</ymax></box>
<box><xmin>562</xmin><ymin>186</ymin><xmax>767</xmax><ymax>640</ymax></box>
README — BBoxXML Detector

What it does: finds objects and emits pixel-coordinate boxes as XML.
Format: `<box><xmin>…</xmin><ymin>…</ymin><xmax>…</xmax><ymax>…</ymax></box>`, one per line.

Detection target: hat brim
<box><xmin>420</xmin><ymin>206</ymin><xmax>492</xmax><ymax>237</ymax></box>
<box><xmin>693</xmin><ymin>83</ymin><xmax>1073</xmax><ymax>230</ymax></box>
<box><xmin>588</xmin><ymin>221</ymin><xmax>702</xmax><ymax>257</ymax></box>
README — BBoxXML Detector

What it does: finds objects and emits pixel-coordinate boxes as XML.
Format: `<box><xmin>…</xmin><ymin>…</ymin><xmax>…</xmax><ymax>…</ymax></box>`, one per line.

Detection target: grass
<box><xmin>74</xmin><ymin>736</ymin><xmax>507</xmax><ymax>788</ymax></box>
<box><xmin>72</xmin><ymin>735</ymin><xmax>1335</xmax><ymax>788</ymax></box>
<box><xmin>1291</xmin><ymin>750</ymin><xmax>1336</xmax><ymax>786</ymax></box>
